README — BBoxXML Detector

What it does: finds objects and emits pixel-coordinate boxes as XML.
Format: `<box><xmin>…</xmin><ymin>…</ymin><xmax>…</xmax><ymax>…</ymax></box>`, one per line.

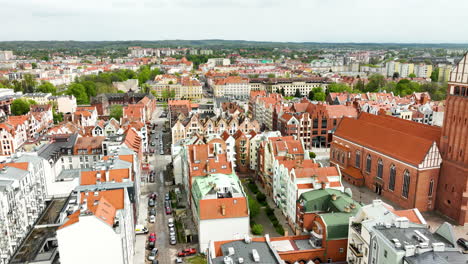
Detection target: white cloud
<box><xmin>0</xmin><ymin>0</ymin><xmax>467</xmax><ymax>42</ymax></box>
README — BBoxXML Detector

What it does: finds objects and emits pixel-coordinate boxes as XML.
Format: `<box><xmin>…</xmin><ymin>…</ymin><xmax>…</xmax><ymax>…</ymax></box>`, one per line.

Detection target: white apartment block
<box><xmin>0</xmin><ymin>154</ymin><xmax>48</xmax><ymax>264</ymax></box>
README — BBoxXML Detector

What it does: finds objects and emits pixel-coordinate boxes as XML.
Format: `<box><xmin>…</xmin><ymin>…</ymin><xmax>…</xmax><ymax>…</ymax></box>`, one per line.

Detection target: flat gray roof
<box><xmin>404</xmin><ymin>251</ymin><xmax>468</xmax><ymax>264</ymax></box>
<box><xmin>375</xmin><ymin>226</ymin><xmax>455</xmax><ymax>249</ymax></box>
<box><xmin>211</xmin><ymin>241</ymin><xmax>281</xmax><ymax>264</ymax></box>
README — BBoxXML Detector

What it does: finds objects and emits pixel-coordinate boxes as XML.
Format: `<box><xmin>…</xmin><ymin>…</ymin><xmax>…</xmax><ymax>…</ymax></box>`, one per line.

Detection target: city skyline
<box><xmin>2</xmin><ymin>0</ymin><xmax>468</xmax><ymax>43</ymax></box>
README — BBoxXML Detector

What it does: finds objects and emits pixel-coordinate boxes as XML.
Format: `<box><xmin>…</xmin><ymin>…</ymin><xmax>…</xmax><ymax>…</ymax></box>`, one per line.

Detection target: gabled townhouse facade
<box><xmin>73</xmin><ymin>106</ymin><xmax>98</xmax><ymax>127</ymax></box>
<box><xmin>273</xmin><ymin>158</ymin><xmax>344</xmax><ymax>227</ymax></box>
<box><xmin>258</xmin><ymin>136</ymin><xmax>306</xmax><ymax>196</ymax></box>
<box><xmin>171</xmin><ymin>113</ymin><xmax>260</xmax><ymax>145</ymax></box>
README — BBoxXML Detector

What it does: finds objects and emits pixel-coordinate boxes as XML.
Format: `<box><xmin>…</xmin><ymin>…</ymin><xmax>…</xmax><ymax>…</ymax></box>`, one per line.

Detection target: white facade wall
<box><xmin>56</xmin><ymin>96</ymin><xmax>77</xmax><ymax>114</ymax></box>
<box><xmin>199</xmin><ymin>216</ymin><xmax>250</xmax><ymax>253</ymax></box>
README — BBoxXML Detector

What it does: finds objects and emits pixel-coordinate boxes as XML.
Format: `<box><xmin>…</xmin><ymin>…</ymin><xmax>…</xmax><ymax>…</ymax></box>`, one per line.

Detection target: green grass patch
<box><xmin>186</xmin><ymin>255</ymin><xmax>207</xmax><ymax>264</ymax></box>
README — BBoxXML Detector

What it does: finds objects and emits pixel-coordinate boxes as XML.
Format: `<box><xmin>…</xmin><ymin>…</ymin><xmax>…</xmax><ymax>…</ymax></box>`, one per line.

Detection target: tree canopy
<box><xmin>11</xmin><ymin>98</ymin><xmax>37</xmax><ymax>115</ymax></box>
<box><xmin>66</xmin><ymin>83</ymin><xmax>88</xmax><ymax>104</ymax></box>
<box><xmin>109</xmin><ymin>104</ymin><xmax>123</xmax><ymax>120</ymax></box>
<box><xmin>36</xmin><ymin>81</ymin><xmax>56</xmax><ymax>94</ymax></box>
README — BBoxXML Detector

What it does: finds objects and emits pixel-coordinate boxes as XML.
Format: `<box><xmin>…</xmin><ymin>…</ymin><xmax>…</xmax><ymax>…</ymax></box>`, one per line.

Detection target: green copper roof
<box><xmin>298</xmin><ymin>189</ymin><xmax>361</xmax><ymax>240</ymax></box>
<box><xmin>191</xmin><ymin>172</ymin><xmax>244</xmax><ymax>215</ymax></box>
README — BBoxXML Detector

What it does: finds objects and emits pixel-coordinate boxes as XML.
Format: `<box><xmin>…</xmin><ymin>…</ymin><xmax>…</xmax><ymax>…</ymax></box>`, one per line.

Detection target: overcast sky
<box><xmin>1</xmin><ymin>0</ymin><xmax>467</xmax><ymax>43</ymax></box>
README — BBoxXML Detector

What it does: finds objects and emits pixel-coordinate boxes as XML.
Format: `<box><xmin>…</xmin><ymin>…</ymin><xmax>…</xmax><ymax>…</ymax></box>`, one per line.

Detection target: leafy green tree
<box><xmin>365</xmin><ymin>74</ymin><xmax>386</xmax><ymax>92</ymax></box>
<box><xmin>11</xmin><ymin>98</ymin><xmax>35</xmax><ymax>115</ymax></box>
<box><xmin>327</xmin><ymin>83</ymin><xmax>351</xmax><ymax>93</ymax></box>
<box><xmin>280</xmin><ymin>88</ymin><xmax>285</xmax><ymax>96</ymax></box>
<box><xmin>137</xmin><ymin>66</ymin><xmax>151</xmax><ymax>84</ymax></box>
<box><xmin>294</xmin><ymin>89</ymin><xmax>301</xmax><ymax>97</ymax></box>
<box><xmin>248</xmin><ymin>196</ymin><xmax>260</xmax><ymax>218</ymax></box>
<box><xmin>308</xmin><ymin>90</ymin><xmax>314</xmax><ymax>100</ymax></box>
<box><xmin>81</xmin><ymin>80</ymin><xmax>97</xmax><ymax>98</ymax></box>
<box><xmin>109</xmin><ymin>105</ymin><xmax>123</xmax><ymax>120</ymax></box>
<box><xmin>37</xmin><ymin>81</ymin><xmax>56</xmax><ymax>94</ymax></box>
<box><xmin>355</xmin><ymin>79</ymin><xmax>365</xmax><ymax>91</ymax></box>
<box><xmin>66</xmin><ymin>83</ymin><xmax>88</xmax><ymax>104</ymax></box>
<box><xmin>313</xmin><ymin>92</ymin><xmax>326</xmax><ymax>101</ymax></box>
<box><xmin>22</xmin><ymin>74</ymin><xmax>37</xmax><ymax>93</ymax></box>
<box><xmin>408</xmin><ymin>73</ymin><xmax>416</xmax><ymax>78</ymax></box>
<box><xmin>251</xmin><ymin>224</ymin><xmax>264</xmax><ymax>235</ymax></box>
<box><xmin>430</xmin><ymin>68</ymin><xmax>439</xmax><ymax>82</ymax></box>
<box><xmin>267</xmin><ymin>73</ymin><xmax>276</xmax><ymax>78</ymax></box>
<box><xmin>53</xmin><ymin>111</ymin><xmax>63</xmax><ymax>124</ymax></box>
<box><xmin>31</xmin><ymin>63</ymin><xmax>37</xmax><ymax>69</ymax></box>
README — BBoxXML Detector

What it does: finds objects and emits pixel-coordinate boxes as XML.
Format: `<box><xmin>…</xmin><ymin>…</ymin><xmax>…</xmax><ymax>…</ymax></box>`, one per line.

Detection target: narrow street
<box><xmin>134</xmin><ymin>108</ymin><xmax>184</xmax><ymax>264</ymax></box>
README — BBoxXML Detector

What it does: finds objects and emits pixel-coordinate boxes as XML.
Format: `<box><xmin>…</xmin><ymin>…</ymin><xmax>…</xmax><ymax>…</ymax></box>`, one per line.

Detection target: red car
<box><xmin>177</xmin><ymin>248</ymin><xmax>197</xmax><ymax>257</ymax></box>
<box><xmin>148</xmin><ymin>233</ymin><xmax>156</xmax><ymax>242</ymax></box>
<box><xmin>165</xmin><ymin>206</ymin><xmax>172</xmax><ymax>215</ymax></box>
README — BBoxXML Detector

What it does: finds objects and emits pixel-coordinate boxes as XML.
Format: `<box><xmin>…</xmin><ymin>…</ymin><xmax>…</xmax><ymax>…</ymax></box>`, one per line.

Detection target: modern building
<box><xmin>191</xmin><ymin>172</ymin><xmax>249</xmax><ymax>253</ymax></box>
<box><xmin>347</xmin><ymin>200</ymin><xmax>463</xmax><ymax>264</ymax></box>
<box><xmin>213</xmin><ymin>76</ymin><xmax>251</xmax><ymax>99</ymax></box>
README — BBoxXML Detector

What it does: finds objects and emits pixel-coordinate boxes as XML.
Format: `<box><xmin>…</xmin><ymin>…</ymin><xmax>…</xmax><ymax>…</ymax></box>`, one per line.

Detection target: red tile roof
<box><xmin>199</xmin><ymin>197</ymin><xmax>248</xmax><ymax>220</ymax></box>
<box><xmin>335</xmin><ymin>113</ymin><xmax>440</xmax><ymax>166</ymax></box>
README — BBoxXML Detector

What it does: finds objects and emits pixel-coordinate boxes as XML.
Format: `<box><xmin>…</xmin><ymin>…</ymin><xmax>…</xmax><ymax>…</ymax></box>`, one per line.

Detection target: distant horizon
<box><xmin>1</xmin><ymin>39</ymin><xmax>468</xmax><ymax>45</ymax></box>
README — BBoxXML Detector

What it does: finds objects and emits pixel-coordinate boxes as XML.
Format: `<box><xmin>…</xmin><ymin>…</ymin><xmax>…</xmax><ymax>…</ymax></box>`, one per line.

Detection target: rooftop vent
<box><xmin>244</xmin><ymin>235</ymin><xmax>252</xmax><ymax>244</ymax></box>
<box><xmin>223</xmin><ymin>256</ymin><xmax>233</xmax><ymax>264</ymax></box>
<box><xmin>228</xmin><ymin>247</ymin><xmax>235</xmax><ymax>256</ymax></box>
<box><xmin>432</xmin><ymin>242</ymin><xmax>445</xmax><ymax>252</ymax></box>
<box><xmin>252</xmin><ymin>249</ymin><xmax>260</xmax><ymax>262</ymax></box>
<box><xmin>391</xmin><ymin>238</ymin><xmax>401</xmax><ymax>248</ymax></box>
<box><xmin>238</xmin><ymin>257</ymin><xmax>244</xmax><ymax>263</ymax></box>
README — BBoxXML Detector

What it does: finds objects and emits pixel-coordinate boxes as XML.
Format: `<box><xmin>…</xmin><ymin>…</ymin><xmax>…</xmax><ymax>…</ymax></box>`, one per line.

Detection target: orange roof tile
<box><xmin>199</xmin><ymin>197</ymin><xmax>248</xmax><ymax>220</ymax></box>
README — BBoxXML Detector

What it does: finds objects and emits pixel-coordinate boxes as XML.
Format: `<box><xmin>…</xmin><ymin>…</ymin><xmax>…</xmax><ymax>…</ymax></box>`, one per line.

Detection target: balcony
<box><xmin>351</xmin><ymin>222</ymin><xmax>362</xmax><ymax>234</ymax></box>
<box><xmin>349</xmin><ymin>243</ymin><xmax>363</xmax><ymax>257</ymax></box>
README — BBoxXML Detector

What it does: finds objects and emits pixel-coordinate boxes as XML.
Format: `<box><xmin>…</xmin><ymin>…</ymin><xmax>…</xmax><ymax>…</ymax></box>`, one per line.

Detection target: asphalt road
<box><xmin>134</xmin><ymin>109</ymin><xmax>184</xmax><ymax>264</ymax></box>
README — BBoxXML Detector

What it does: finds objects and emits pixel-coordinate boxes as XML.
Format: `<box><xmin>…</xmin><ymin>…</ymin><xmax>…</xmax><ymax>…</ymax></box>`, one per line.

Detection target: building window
<box><xmin>454</xmin><ymin>86</ymin><xmax>460</xmax><ymax>95</ymax></box>
<box><xmin>377</xmin><ymin>159</ymin><xmax>383</xmax><ymax>179</ymax></box>
<box><xmin>366</xmin><ymin>154</ymin><xmax>372</xmax><ymax>173</ymax></box>
<box><xmin>339</xmin><ymin>248</ymin><xmax>344</xmax><ymax>253</ymax></box>
<box><xmin>384</xmin><ymin>250</ymin><xmax>388</xmax><ymax>258</ymax></box>
<box><xmin>428</xmin><ymin>179</ymin><xmax>434</xmax><ymax>197</ymax></box>
<box><xmin>402</xmin><ymin>170</ymin><xmax>410</xmax><ymax>198</ymax></box>
<box><xmin>355</xmin><ymin>151</ymin><xmax>361</xmax><ymax>168</ymax></box>
<box><xmin>389</xmin><ymin>165</ymin><xmax>396</xmax><ymax>191</ymax></box>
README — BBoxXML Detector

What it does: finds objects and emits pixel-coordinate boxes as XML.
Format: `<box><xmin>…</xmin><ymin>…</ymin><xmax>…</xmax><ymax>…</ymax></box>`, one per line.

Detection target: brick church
<box><xmin>331</xmin><ymin>53</ymin><xmax>468</xmax><ymax>225</ymax></box>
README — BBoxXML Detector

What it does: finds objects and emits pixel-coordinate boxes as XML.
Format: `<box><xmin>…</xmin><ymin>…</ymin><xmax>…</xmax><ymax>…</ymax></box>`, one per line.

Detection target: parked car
<box><xmin>168</xmin><ymin>218</ymin><xmax>174</xmax><ymax>228</ymax></box>
<box><xmin>149</xmin><ymin>192</ymin><xmax>157</xmax><ymax>200</ymax></box>
<box><xmin>148</xmin><ymin>248</ymin><xmax>159</xmax><ymax>260</ymax></box>
<box><xmin>160</xmin><ymin>149</ymin><xmax>164</xmax><ymax>155</ymax></box>
<box><xmin>149</xmin><ymin>208</ymin><xmax>156</xmax><ymax>216</ymax></box>
<box><xmin>151</xmin><ymin>260</ymin><xmax>159</xmax><ymax>264</ymax></box>
<box><xmin>148</xmin><ymin>199</ymin><xmax>155</xmax><ymax>207</ymax></box>
<box><xmin>147</xmin><ymin>241</ymin><xmax>155</xmax><ymax>250</ymax></box>
<box><xmin>148</xmin><ymin>233</ymin><xmax>156</xmax><ymax>242</ymax></box>
<box><xmin>177</xmin><ymin>248</ymin><xmax>197</xmax><ymax>257</ymax></box>
<box><xmin>135</xmin><ymin>225</ymin><xmax>148</xmax><ymax>234</ymax></box>
<box><xmin>151</xmin><ymin>142</ymin><xmax>155</xmax><ymax>146</ymax></box>
<box><xmin>170</xmin><ymin>236</ymin><xmax>177</xmax><ymax>245</ymax></box>
<box><xmin>175</xmin><ymin>258</ymin><xmax>183</xmax><ymax>263</ymax></box>
<box><xmin>165</xmin><ymin>206</ymin><xmax>172</xmax><ymax>215</ymax></box>
<box><xmin>169</xmin><ymin>229</ymin><xmax>176</xmax><ymax>237</ymax></box>
<box><xmin>165</xmin><ymin>193</ymin><xmax>170</xmax><ymax>201</ymax></box>
<box><xmin>149</xmin><ymin>215</ymin><xmax>156</xmax><ymax>223</ymax></box>
<box><xmin>164</xmin><ymin>200</ymin><xmax>170</xmax><ymax>208</ymax></box>
<box><xmin>457</xmin><ymin>238</ymin><xmax>468</xmax><ymax>251</ymax></box>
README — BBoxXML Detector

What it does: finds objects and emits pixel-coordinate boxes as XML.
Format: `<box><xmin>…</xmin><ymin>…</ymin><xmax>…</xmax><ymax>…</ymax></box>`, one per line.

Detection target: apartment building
<box><xmin>253</xmin><ymin>93</ymin><xmax>283</xmax><ymax>130</ymax></box>
<box><xmin>57</xmin><ymin>187</ymin><xmax>135</xmax><ymax>264</ymax></box>
<box><xmin>168</xmin><ymin>99</ymin><xmax>199</xmax><ymax>125</ymax></box>
<box><xmin>92</xmin><ymin>118</ymin><xmax>121</xmax><ymax>137</ymax></box>
<box><xmin>23</xmin><ymin>93</ymin><xmax>52</xmax><ymax>105</ymax></box>
<box><xmin>73</xmin><ymin>106</ymin><xmax>98</xmax><ymax>127</ymax></box>
<box><xmin>171</xmin><ymin>113</ymin><xmax>259</xmax><ymax>145</ymax></box>
<box><xmin>278</xmin><ymin>99</ymin><xmax>358</xmax><ymax>148</ymax></box>
<box><xmin>414</xmin><ymin>63</ymin><xmax>433</xmax><ymax>78</ymax></box>
<box><xmin>0</xmin><ymin>154</ymin><xmax>48</xmax><ymax>264</ymax></box>
<box><xmin>248</xmin><ymin>131</ymin><xmax>282</xmax><ymax>172</ymax></box>
<box><xmin>191</xmin><ymin>172</ymin><xmax>249</xmax><ymax>252</ymax></box>
<box><xmin>149</xmin><ymin>75</ymin><xmax>202</xmax><ymax>100</ymax></box>
<box><xmin>249</xmin><ymin>77</ymin><xmax>330</xmax><ymax>96</ymax></box>
<box><xmin>346</xmin><ymin>200</ymin><xmax>463</xmax><ymax>264</ymax></box>
<box><xmin>295</xmin><ymin>189</ymin><xmax>362</xmax><ymax>262</ymax></box>
<box><xmin>273</xmin><ymin>159</ymin><xmax>343</xmax><ymax>227</ymax></box>
<box><xmin>258</xmin><ymin>136</ymin><xmax>306</xmax><ymax>196</ymax></box>
<box><xmin>331</xmin><ymin>113</ymin><xmax>442</xmax><ymax>212</ymax></box>
<box><xmin>213</xmin><ymin>76</ymin><xmax>251</xmax><ymax>99</ymax></box>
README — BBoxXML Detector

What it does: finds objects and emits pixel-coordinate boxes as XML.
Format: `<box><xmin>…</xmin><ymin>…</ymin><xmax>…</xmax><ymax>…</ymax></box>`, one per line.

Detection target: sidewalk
<box><xmin>242</xmin><ymin>180</ymin><xmax>294</xmax><ymax>237</ymax></box>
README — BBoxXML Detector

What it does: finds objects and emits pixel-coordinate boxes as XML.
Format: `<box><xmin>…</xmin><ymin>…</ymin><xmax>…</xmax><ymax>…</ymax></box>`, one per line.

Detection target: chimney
<box><xmin>321</xmin><ymin>182</ymin><xmax>326</xmax><ymax>190</ymax></box>
<box><xmin>331</xmin><ymin>194</ymin><xmax>337</xmax><ymax>200</ymax></box>
<box><xmin>105</xmin><ymin>170</ymin><xmax>110</xmax><ymax>182</ymax></box>
<box><xmin>221</xmin><ymin>205</ymin><xmax>226</xmax><ymax>216</ymax></box>
<box><xmin>344</xmin><ymin>206</ymin><xmax>351</xmax><ymax>213</ymax></box>
<box><xmin>350</xmin><ymin>203</ymin><xmax>356</xmax><ymax>209</ymax></box>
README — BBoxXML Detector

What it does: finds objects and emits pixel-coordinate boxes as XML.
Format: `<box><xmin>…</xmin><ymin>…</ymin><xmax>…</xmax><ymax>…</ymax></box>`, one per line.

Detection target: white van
<box><xmin>135</xmin><ymin>224</ymin><xmax>148</xmax><ymax>234</ymax></box>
